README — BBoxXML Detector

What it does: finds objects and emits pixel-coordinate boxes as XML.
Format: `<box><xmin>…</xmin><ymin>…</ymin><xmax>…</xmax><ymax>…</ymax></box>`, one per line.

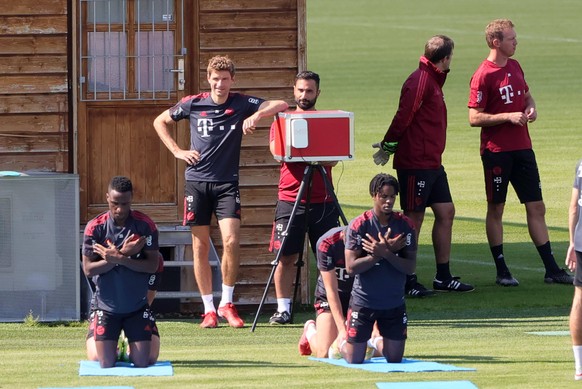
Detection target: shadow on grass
<box><xmin>170</xmin><ymin>359</ymin><xmax>300</xmax><ymax>369</ymax></box>
<box><xmin>407</xmin><ymin>354</ymin><xmax>499</xmax><ymax>364</ymax></box>
<box><xmin>340</xmin><ymin>203</ymin><xmax>568</xmax><ymax>234</ymax></box>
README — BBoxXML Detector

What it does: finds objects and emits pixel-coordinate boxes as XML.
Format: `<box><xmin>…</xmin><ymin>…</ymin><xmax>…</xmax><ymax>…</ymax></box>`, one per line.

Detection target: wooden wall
<box><xmin>0</xmin><ymin>0</ymin><xmax>308</xmax><ymax>310</ymax></box>
<box><xmin>0</xmin><ymin>0</ymin><xmax>71</xmax><ymax>173</ymax></box>
<box><xmin>192</xmin><ymin>0</ymin><xmax>308</xmax><ymax>306</ymax></box>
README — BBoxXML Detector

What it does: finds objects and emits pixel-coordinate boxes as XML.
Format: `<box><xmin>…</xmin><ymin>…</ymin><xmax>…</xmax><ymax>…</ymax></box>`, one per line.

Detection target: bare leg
<box><xmin>571</xmin><ymin>286</ymin><xmax>582</xmax><ymax>345</ymax></box>
<box><xmin>217</xmin><ymin>218</ymin><xmax>241</xmax><ymax>287</ymax></box>
<box><xmin>403</xmin><ymin>210</ymin><xmax>425</xmax><ymax>239</ymax></box>
<box><xmin>382</xmin><ymin>338</ymin><xmax>406</xmax><ymax>363</ymax></box>
<box><xmin>191</xmin><ymin>225</ymin><xmax>213</xmax><ymax>295</ymax></box>
<box><xmin>342</xmin><ymin>341</ymin><xmax>368</xmax><ymax>364</ymax></box>
<box><xmin>94</xmin><ymin>339</ymin><xmax>117</xmax><ymax>368</ymax></box>
<box><xmin>314</xmin><ymin>312</ymin><xmax>338</xmax><ymax>358</ymax></box>
<box><xmin>128</xmin><ymin>340</ymin><xmax>152</xmax><ymax>367</ymax></box>
<box><xmin>431</xmin><ymin>202</ymin><xmax>454</xmax><ymax>265</ymax></box>
<box><xmin>486</xmin><ymin>202</ymin><xmax>505</xmax><ymax>247</ymax></box>
<box><xmin>274</xmin><ymin>254</ymin><xmax>297</xmax><ymax>299</ymax></box>
<box><xmin>524</xmin><ymin>201</ymin><xmax>550</xmax><ymax>246</ymax></box>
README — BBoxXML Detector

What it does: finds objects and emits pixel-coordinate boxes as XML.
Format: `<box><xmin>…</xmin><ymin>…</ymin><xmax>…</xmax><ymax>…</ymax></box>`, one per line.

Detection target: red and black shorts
<box><xmin>397</xmin><ymin>166</ymin><xmax>453</xmax><ymax>212</ymax></box>
<box><xmin>86</xmin><ymin>306</ymin><xmax>158</xmax><ymax>342</ymax></box>
<box><xmin>270</xmin><ymin>200</ymin><xmax>340</xmax><ymax>256</ymax></box>
<box><xmin>346</xmin><ymin>303</ymin><xmax>407</xmax><ymax>344</ymax></box>
<box><xmin>481</xmin><ymin>149</ymin><xmax>543</xmax><ymax>204</ymax></box>
<box><xmin>314</xmin><ymin>293</ymin><xmax>350</xmax><ymax>318</ymax></box>
<box><xmin>183</xmin><ymin>181</ymin><xmax>241</xmax><ymax>226</ymax></box>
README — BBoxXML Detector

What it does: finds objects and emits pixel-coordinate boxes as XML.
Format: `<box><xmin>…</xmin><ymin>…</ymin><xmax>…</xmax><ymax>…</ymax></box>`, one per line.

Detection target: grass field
<box><xmin>2</xmin><ymin>1</ymin><xmax>582</xmax><ymax>388</ymax></box>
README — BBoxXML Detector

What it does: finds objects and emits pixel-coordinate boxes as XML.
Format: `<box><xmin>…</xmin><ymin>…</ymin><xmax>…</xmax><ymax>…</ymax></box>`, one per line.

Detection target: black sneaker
<box><xmin>269</xmin><ymin>311</ymin><xmax>291</xmax><ymax>325</ymax></box>
<box><xmin>433</xmin><ymin>276</ymin><xmax>475</xmax><ymax>292</ymax></box>
<box><xmin>406</xmin><ymin>279</ymin><xmax>436</xmax><ymax>297</ymax></box>
<box><xmin>544</xmin><ymin>269</ymin><xmax>574</xmax><ymax>285</ymax></box>
<box><xmin>496</xmin><ymin>271</ymin><xmax>519</xmax><ymax>287</ymax></box>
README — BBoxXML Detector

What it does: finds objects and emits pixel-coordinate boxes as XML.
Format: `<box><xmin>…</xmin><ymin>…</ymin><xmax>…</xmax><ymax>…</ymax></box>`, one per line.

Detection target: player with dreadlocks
<box><xmin>338</xmin><ymin>173</ymin><xmax>417</xmax><ymax>364</ymax></box>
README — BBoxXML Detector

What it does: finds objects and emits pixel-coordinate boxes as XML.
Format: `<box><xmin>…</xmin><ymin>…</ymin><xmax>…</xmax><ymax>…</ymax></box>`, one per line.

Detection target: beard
<box><xmin>296</xmin><ymin>98</ymin><xmax>317</xmax><ymax>110</ymax></box>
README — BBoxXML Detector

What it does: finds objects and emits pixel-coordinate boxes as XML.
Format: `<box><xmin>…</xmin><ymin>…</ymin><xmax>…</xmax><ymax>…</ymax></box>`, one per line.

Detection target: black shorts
<box><xmin>183</xmin><ymin>181</ymin><xmax>241</xmax><ymax>226</ymax></box>
<box><xmin>397</xmin><ymin>166</ymin><xmax>453</xmax><ymax>212</ymax></box>
<box><xmin>575</xmin><ymin>251</ymin><xmax>582</xmax><ymax>287</ymax></box>
<box><xmin>481</xmin><ymin>149</ymin><xmax>543</xmax><ymax>204</ymax></box>
<box><xmin>87</xmin><ymin>306</ymin><xmax>156</xmax><ymax>342</ymax></box>
<box><xmin>270</xmin><ymin>200</ymin><xmax>340</xmax><ymax>256</ymax></box>
<box><xmin>346</xmin><ymin>304</ymin><xmax>407</xmax><ymax>343</ymax></box>
<box><xmin>314</xmin><ymin>293</ymin><xmax>350</xmax><ymax>318</ymax></box>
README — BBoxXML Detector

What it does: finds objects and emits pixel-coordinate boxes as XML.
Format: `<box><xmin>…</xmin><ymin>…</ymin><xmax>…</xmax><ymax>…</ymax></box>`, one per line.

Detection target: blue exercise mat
<box><xmin>376</xmin><ymin>381</ymin><xmax>478</xmax><ymax>389</ymax></box>
<box><xmin>309</xmin><ymin>357</ymin><xmax>475</xmax><ymax>373</ymax></box>
<box><xmin>79</xmin><ymin>360</ymin><xmax>173</xmax><ymax>376</ymax></box>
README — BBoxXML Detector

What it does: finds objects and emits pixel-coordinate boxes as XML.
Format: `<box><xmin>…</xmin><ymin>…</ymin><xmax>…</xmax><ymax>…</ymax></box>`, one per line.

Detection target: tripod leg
<box><xmin>251</xmin><ymin>165</ymin><xmax>314</xmax><ymax>331</ymax></box>
<box><xmin>250</xmin><ymin>255</ymin><xmax>280</xmax><ymax>332</ymax></box>
<box><xmin>289</xmin><ymin>248</ymin><xmax>303</xmax><ymax>324</ymax></box>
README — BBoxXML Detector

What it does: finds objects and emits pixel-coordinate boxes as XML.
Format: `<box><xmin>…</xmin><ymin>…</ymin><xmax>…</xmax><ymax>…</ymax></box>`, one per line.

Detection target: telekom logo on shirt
<box><xmin>196</xmin><ymin>118</ymin><xmax>236</xmax><ymax>137</ymax></box>
<box><xmin>499</xmin><ymin>85</ymin><xmax>515</xmax><ymax>104</ymax></box>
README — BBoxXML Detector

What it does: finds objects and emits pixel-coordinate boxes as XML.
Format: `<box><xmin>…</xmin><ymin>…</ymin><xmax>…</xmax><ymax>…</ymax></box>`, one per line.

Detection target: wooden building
<box><xmin>0</xmin><ymin>0</ymin><xmax>309</xmax><ymax>313</ymax></box>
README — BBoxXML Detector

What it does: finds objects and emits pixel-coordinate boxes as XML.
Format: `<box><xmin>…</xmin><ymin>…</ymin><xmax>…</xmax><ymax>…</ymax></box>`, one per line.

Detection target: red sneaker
<box><xmin>200</xmin><ymin>311</ymin><xmax>218</xmax><ymax>328</ymax></box>
<box><xmin>217</xmin><ymin>303</ymin><xmax>244</xmax><ymax>328</ymax></box>
<box><xmin>298</xmin><ymin>319</ymin><xmax>315</xmax><ymax>356</ymax></box>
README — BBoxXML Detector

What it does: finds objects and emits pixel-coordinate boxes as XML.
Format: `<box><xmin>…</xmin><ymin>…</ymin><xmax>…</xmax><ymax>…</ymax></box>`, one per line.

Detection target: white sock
<box><xmin>277</xmin><ymin>298</ymin><xmax>291</xmax><ymax>313</ymax></box>
<box><xmin>219</xmin><ymin>284</ymin><xmax>234</xmax><ymax>307</ymax></box>
<box><xmin>201</xmin><ymin>294</ymin><xmax>215</xmax><ymax>314</ymax></box>
<box><xmin>305</xmin><ymin>322</ymin><xmax>317</xmax><ymax>342</ymax></box>
<box><xmin>370</xmin><ymin>336</ymin><xmax>382</xmax><ymax>350</ymax></box>
<box><xmin>574</xmin><ymin>345</ymin><xmax>582</xmax><ymax>374</ymax></box>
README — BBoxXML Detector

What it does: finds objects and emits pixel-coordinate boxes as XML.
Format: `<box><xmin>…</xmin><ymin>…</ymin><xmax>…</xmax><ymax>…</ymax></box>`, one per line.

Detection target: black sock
<box><xmin>490</xmin><ymin>244</ymin><xmax>509</xmax><ymax>275</ymax></box>
<box><xmin>536</xmin><ymin>241</ymin><xmax>560</xmax><ymax>274</ymax></box>
<box><xmin>436</xmin><ymin>263</ymin><xmax>452</xmax><ymax>281</ymax></box>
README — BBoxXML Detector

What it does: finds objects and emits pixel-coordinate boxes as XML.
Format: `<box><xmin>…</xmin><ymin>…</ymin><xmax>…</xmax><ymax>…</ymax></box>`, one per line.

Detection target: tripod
<box><xmin>251</xmin><ymin>163</ymin><xmax>348</xmax><ymax>332</ymax></box>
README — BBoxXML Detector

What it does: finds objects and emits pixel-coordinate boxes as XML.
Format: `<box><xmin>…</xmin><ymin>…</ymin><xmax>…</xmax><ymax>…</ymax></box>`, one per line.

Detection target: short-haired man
<box><xmin>468</xmin><ymin>19</ymin><xmax>572</xmax><ymax>286</ymax></box>
<box><xmin>154</xmin><ymin>56</ymin><xmax>289</xmax><ymax>328</ymax></box>
<box><xmin>375</xmin><ymin>35</ymin><xmax>473</xmax><ymax>296</ymax></box>
<box><xmin>268</xmin><ymin>71</ymin><xmax>341</xmax><ymax>324</ymax></box>
<box><xmin>82</xmin><ymin>176</ymin><xmax>160</xmax><ymax>368</ymax></box>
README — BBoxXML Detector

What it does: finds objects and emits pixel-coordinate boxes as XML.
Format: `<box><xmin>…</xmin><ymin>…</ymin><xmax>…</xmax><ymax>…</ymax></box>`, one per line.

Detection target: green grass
<box><xmin>2</xmin><ymin>0</ymin><xmax>582</xmax><ymax>387</ymax></box>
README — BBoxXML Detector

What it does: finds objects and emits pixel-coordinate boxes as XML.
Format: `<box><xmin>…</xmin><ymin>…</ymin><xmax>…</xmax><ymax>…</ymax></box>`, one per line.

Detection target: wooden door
<box><xmin>77</xmin><ymin>0</ymin><xmax>194</xmax><ymax>223</ymax></box>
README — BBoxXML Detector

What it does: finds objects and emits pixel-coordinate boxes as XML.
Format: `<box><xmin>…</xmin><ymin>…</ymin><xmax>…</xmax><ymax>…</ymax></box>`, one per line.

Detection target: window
<box><xmin>79</xmin><ymin>0</ymin><xmax>183</xmax><ymax>101</ymax></box>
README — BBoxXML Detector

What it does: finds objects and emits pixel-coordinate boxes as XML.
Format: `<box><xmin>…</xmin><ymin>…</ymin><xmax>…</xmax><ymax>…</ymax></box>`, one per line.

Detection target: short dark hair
<box><xmin>424</xmin><ymin>35</ymin><xmax>454</xmax><ymax>64</ymax></box>
<box><xmin>109</xmin><ymin>176</ymin><xmax>133</xmax><ymax>193</ymax></box>
<box><xmin>369</xmin><ymin>173</ymin><xmax>399</xmax><ymax>197</ymax></box>
<box><xmin>295</xmin><ymin>70</ymin><xmax>320</xmax><ymax>89</ymax></box>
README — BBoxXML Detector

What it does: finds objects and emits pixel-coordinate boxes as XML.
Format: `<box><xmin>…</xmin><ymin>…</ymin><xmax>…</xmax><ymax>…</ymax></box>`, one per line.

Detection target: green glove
<box><xmin>380</xmin><ymin>141</ymin><xmax>398</xmax><ymax>154</ymax></box>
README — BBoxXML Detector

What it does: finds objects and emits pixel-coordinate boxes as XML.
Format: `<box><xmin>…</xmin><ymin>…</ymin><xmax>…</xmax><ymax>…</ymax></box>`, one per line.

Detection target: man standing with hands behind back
<box><xmin>468</xmin><ymin>19</ymin><xmax>572</xmax><ymax>286</ymax></box>
<box><xmin>154</xmin><ymin>55</ymin><xmax>288</xmax><ymax>328</ymax></box>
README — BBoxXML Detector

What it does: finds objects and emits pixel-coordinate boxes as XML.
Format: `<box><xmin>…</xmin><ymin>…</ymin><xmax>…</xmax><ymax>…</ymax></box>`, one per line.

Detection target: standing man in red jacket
<box><xmin>374</xmin><ymin>35</ymin><xmax>474</xmax><ymax>296</ymax></box>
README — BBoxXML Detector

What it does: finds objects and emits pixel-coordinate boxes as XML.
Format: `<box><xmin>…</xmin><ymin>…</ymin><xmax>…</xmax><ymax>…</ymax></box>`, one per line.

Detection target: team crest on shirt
<box><xmin>476</xmin><ymin>91</ymin><xmax>483</xmax><ymax>104</ymax></box>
